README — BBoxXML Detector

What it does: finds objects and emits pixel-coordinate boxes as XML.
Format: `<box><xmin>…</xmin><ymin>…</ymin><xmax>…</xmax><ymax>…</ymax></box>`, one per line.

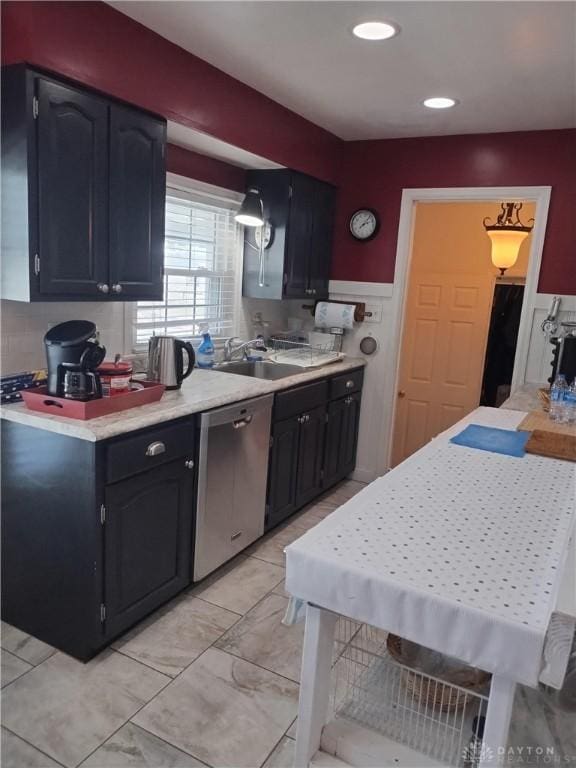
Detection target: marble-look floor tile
<box><xmin>134</xmin><ymin>648</ymin><xmax>298</xmax><ymax>768</ymax></box>
<box><xmin>509</xmin><ymin>684</ymin><xmax>576</xmax><ymax>762</ymax></box>
<box><xmin>306</xmin><ymin>501</ymin><xmax>338</xmax><ymax>519</ymax></box>
<box><xmin>1</xmin><ymin>728</ymin><xmax>62</xmax><ymax>768</ymax></box>
<box><xmin>262</xmin><ymin>736</ymin><xmax>295</xmax><ymax>768</ymax></box>
<box><xmin>192</xmin><ymin>555</ymin><xmax>285</xmax><ymax>615</ymax></box>
<box><xmin>113</xmin><ymin>594</ymin><xmax>238</xmax><ymax>677</ymax></box>
<box><xmin>81</xmin><ymin>723</ymin><xmax>204</xmax><ymax>767</ymax></box>
<box><xmin>215</xmin><ymin>594</ymin><xmax>305</xmax><ymax>682</ymax></box>
<box><xmin>287</xmin><ymin>510</ymin><xmax>325</xmax><ymax>533</ymax></box>
<box><xmin>1</xmin><ymin>623</ymin><xmax>56</xmax><ymax>666</ymax></box>
<box><xmin>286</xmin><ymin>719</ymin><xmax>298</xmax><ymax>740</ymax></box>
<box><xmin>247</xmin><ymin>524</ymin><xmax>309</xmax><ymax>567</ymax></box>
<box><xmin>2</xmin><ymin>650</ymin><xmax>169</xmax><ymax>768</ymax></box>
<box><xmin>1</xmin><ymin>649</ymin><xmax>32</xmax><ymax>688</ymax></box>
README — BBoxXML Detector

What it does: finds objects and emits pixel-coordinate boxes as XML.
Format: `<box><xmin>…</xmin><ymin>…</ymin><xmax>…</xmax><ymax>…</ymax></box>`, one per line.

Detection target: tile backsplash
<box><xmin>0</xmin><ymin>300</ymin><xmax>127</xmax><ymax>374</ymax></box>
<box><xmin>0</xmin><ymin>297</ymin><xmax>303</xmax><ymax>375</ymax></box>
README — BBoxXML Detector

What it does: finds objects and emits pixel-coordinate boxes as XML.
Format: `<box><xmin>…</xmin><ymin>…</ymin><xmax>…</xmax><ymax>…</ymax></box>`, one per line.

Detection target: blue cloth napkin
<box><xmin>450</xmin><ymin>424</ymin><xmax>530</xmax><ymax>457</ymax></box>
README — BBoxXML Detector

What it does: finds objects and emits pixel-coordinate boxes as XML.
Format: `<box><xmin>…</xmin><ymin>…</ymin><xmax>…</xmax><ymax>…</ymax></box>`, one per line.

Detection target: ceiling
<box><xmin>112</xmin><ymin>1</ymin><xmax>575</xmax><ymax>141</ymax></box>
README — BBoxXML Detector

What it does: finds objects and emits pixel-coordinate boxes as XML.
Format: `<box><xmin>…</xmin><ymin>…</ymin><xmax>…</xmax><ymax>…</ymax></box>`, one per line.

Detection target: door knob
<box><xmin>97</xmin><ymin>283</ymin><xmax>109</xmax><ymax>294</ymax></box>
<box><xmin>112</xmin><ymin>283</ymin><xmax>123</xmax><ymax>294</ymax></box>
<box><xmin>398</xmin><ymin>390</ymin><xmax>406</xmax><ymax>398</ymax></box>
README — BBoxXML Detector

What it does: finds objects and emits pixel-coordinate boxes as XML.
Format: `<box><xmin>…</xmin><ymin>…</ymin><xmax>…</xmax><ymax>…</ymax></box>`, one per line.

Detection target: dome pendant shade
<box><xmin>486</xmin><ymin>229</ymin><xmax>531</xmax><ymax>275</ymax></box>
<box><xmin>483</xmin><ymin>202</ymin><xmax>534</xmax><ymax>276</ymax></box>
<box><xmin>235</xmin><ymin>188</ymin><xmax>264</xmax><ymax>227</ymax></box>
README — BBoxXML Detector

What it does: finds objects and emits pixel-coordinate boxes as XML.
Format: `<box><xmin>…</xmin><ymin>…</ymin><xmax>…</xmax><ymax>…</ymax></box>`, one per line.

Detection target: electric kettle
<box><xmin>147</xmin><ymin>336</ymin><xmax>195</xmax><ymax>390</ymax></box>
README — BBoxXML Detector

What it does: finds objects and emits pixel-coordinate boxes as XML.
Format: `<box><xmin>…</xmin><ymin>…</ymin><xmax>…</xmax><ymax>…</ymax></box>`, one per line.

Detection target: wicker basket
<box><xmin>386</xmin><ymin>634</ymin><xmax>491</xmax><ymax>713</ymax></box>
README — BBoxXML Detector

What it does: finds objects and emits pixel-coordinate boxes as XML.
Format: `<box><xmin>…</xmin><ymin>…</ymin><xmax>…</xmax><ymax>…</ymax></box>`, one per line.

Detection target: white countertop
<box><xmin>501</xmin><ymin>383</ymin><xmax>546</xmax><ymax>413</ymax></box>
<box><xmin>1</xmin><ymin>358</ymin><xmax>365</xmax><ymax>442</ymax></box>
<box><xmin>285</xmin><ymin>406</ymin><xmax>576</xmax><ymax>686</ymax></box>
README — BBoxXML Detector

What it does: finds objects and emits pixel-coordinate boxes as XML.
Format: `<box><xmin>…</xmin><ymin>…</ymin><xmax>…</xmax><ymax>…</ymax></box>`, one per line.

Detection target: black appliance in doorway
<box><xmin>44</xmin><ymin>321</ymin><xmax>106</xmax><ymax>399</ymax></box>
<box><xmin>481</xmin><ymin>284</ymin><xmax>525</xmax><ymax>407</ymax></box>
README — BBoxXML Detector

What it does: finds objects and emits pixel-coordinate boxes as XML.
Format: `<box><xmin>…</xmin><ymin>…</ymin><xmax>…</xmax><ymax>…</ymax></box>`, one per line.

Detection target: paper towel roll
<box><xmin>314</xmin><ymin>301</ymin><xmax>355</xmax><ymax>330</ymax></box>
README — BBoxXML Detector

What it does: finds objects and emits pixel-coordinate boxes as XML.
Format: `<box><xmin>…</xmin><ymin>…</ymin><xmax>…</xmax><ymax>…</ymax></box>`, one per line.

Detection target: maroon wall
<box><xmin>1</xmin><ymin>0</ymin><xmax>340</xmax><ymax>183</ymax></box>
<box><xmin>333</xmin><ymin>130</ymin><xmax>576</xmax><ymax>294</ymax></box>
<box><xmin>166</xmin><ymin>144</ymin><xmax>246</xmax><ymax>192</ymax></box>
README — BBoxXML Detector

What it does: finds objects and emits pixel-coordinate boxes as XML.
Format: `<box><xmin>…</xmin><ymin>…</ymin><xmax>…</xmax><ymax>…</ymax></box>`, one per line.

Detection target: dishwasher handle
<box><xmin>232</xmin><ymin>415</ymin><xmax>253</xmax><ymax>429</ymax></box>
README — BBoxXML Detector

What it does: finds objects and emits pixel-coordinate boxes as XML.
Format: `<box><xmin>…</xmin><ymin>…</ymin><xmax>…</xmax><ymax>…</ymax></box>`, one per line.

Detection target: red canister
<box><xmin>97</xmin><ymin>360</ymin><xmax>133</xmax><ymax>397</ymax></box>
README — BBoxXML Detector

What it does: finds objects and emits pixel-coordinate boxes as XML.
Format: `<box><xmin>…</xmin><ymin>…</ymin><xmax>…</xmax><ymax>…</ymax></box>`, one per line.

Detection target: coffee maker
<box><xmin>44</xmin><ymin>321</ymin><xmax>106</xmax><ymax>400</ymax></box>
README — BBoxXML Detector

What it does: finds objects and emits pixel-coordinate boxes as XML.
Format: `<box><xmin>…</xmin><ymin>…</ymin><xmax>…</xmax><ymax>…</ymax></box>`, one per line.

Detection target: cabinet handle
<box><xmin>345</xmin><ymin>380</ymin><xmax>355</xmax><ymax>389</ymax></box>
<box><xmin>345</xmin><ymin>396</ymin><xmax>353</xmax><ymax>405</ymax></box>
<box><xmin>97</xmin><ymin>283</ymin><xmax>110</xmax><ymax>294</ymax></box>
<box><xmin>185</xmin><ymin>459</ymin><xmax>194</xmax><ymax>470</ymax></box>
<box><xmin>146</xmin><ymin>441</ymin><xmax>166</xmax><ymax>457</ymax></box>
<box><xmin>112</xmin><ymin>283</ymin><xmax>123</xmax><ymax>294</ymax></box>
<box><xmin>298</xmin><ymin>414</ymin><xmax>306</xmax><ymax>424</ymax></box>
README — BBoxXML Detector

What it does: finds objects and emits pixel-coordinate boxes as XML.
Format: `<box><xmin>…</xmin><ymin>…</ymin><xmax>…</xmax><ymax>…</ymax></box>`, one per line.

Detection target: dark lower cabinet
<box><xmin>295</xmin><ymin>405</ymin><xmax>326</xmax><ymax>508</ymax></box>
<box><xmin>266</xmin><ymin>369</ymin><xmax>363</xmax><ymax>531</ymax></box>
<box><xmin>324</xmin><ymin>393</ymin><xmax>362</xmax><ymax>488</ymax></box>
<box><xmin>104</xmin><ymin>460</ymin><xmax>193</xmax><ymax>639</ymax></box>
<box><xmin>1</xmin><ymin>417</ymin><xmax>195</xmax><ymax>660</ymax></box>
<box><xmin>267</xmin><ymin>416</ymin><xmax>300</xmax><ymax>530</ymax></box>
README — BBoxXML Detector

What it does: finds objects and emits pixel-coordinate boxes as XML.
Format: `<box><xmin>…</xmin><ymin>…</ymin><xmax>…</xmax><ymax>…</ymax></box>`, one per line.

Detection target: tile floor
<box><xmin>0</xmin><ymin>480</ymin><xmax>363</xmax><ymax>768</ymax></box>
<box><xmin>1</xmin><ymin>478</ymin><xmax>574</xmax><ymax>768</ymax></box>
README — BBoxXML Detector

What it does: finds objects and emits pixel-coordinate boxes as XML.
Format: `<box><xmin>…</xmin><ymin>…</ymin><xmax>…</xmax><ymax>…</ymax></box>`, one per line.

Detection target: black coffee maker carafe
<box><xmin>44</xmin><ymin>321</ymin><xmax>106</xmax><ymax>399</ymax></box>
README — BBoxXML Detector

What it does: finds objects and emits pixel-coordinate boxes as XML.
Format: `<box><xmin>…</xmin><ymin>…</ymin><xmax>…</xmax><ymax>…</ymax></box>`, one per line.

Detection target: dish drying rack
<box><xmin>268</xmin><ymin>332</ymin><xmax>344</xmax><ymax>368</ymax></box>
<box><xmin>330</xmin><ymin>623</ymin><xmax>489</xmax><ymax>768</ymax></box>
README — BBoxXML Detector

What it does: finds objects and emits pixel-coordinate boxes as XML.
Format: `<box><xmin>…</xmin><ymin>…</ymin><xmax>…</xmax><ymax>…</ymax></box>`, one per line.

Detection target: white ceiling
<box><xmin>113</xmin><ymin>1</ymin><xmax>576</xmax><ymax>141</ymax></box>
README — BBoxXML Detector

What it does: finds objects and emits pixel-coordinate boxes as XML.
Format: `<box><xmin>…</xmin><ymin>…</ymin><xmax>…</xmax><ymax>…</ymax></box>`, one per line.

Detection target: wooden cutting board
<box><xmin>517</xmin><ymin>410</ymin><xmax>576</xmax><ymax>461</ymax></box>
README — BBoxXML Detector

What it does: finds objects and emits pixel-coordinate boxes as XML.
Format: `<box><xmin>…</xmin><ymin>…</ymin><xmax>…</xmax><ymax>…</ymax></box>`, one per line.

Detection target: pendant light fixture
<box><xmin>235</xmin><ymin>188</ymin><xmax>264</xmax><ymax>227</ymax></box>
<box><xmin>483</xmin><ymin>202</ymin><xmax>534</xmax><ymax>276</ymax></box>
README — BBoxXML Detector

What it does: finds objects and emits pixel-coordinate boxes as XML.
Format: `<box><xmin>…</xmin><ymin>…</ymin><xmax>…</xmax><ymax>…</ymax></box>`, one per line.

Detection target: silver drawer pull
<box><xmin>345</xmin><ymin>380</ymin><xmax>355</xmax><ymax>389</ymax></box>
<box><xmin>231</xmin><ymin>531</ymin><xmax>243</xmax><ymax>541</ymax></box>
<box><xmin>185</xmin><ymin>459</ymin><xmax>194</xmax><ymax>470</ymax></box>
<box><xmin>232</xmin><ymin>416</ymin><xmax>253</xmax><ymax>429</ymax></box>
<box><xmin>146</xmin><ymin>441</ymin><xmax>166</xmax><ymax>457</ymax></box>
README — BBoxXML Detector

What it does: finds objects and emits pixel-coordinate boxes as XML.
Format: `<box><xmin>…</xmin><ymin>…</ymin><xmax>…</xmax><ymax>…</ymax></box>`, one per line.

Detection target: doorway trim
<box><xmin>382</xmin><ymin>185</ymin><xmax>551</xmax><ymax>470</ymax></box>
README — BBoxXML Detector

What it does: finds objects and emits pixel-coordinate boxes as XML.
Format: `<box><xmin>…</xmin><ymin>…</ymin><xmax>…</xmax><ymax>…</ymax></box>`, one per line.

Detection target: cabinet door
<box><xmin>109</xmin><ymin>105</ymin><xmax>166</xmax><ymax>300</ymax></box>
<box><xmin>308</xmin><ymin>182</ymin><xmax>336</xmax><ymax>300</ymax></box>
<box><xmin>266</xmin><ymin>416</ymin><xmax>300</xmax><ymax>530</ymax></box>
<box><xmin>284</xmin><ymin>172</ymin><xmax>316</xmax><ymax>299</ymax></box>
<box><xmin>37</xmin><ymin>77</ymin><xmax>109</xmax><ymax>297</ymax></box>
<box><xmin>295</xmin><ymin>404</ymin><xmax>326</xmax><ymax>509</ymax></box>
<box><xmin>323</xmin><ymin>394</ymin><xmax>361</xmax><ymax>489</ymax></box>
<box><xmin>104</xmin><ymin>459</ymin><xmax>193</xmax><ymax>639</ymax></box>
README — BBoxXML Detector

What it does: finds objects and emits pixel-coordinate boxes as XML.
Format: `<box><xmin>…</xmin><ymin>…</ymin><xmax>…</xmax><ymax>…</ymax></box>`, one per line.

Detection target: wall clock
<box><xmin>349</xmin><ymin>208</ymin><xmax>379</xmax><ymax>241</ymax></box>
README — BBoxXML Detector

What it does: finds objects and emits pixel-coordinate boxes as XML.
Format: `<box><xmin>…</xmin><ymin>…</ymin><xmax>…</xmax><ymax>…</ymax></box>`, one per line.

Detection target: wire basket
<box><xmin>268</xmin><ymin>332</ymin><xmax>344</xmax><ymax>367</ymax></box>
<box><xmin>331</xmin><ymin>623</ymin><xmax>490</xmax><ymax>768</ymax></box>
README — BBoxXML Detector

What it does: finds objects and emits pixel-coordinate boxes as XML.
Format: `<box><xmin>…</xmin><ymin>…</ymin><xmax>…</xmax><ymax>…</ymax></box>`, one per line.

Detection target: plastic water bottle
<box><xmin>564</xmin><ymin>380</ymin><xmax>576</xmax><ymax>424</ymax></box>
<box><xmin>549</xmin><ymin>374</ymin><xmax>568</xmax><ymax>422</ymax></box>
<box><xmin>196</xmin><ymin>328</ymin><xmax>215</xmax><ymax>369</ymax></box>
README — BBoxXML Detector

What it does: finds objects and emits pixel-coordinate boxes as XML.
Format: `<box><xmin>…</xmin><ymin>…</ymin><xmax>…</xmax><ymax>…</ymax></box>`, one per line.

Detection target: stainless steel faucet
<box><xmin>223</xmin><ymin>336</ymin><xmax>267</xmax><ymax>361</ymax></box>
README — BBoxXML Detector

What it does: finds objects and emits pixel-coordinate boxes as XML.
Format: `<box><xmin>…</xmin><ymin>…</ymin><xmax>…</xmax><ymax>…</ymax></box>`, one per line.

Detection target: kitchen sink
<box><xmin>214</xmin><ymin>360</ymin><xmax>303</xmax><ymax>380</ymax></box>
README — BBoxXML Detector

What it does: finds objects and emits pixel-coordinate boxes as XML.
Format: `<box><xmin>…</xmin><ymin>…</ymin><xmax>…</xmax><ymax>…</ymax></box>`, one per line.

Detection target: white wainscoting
<box><xmin>524</xmin><ymin>294</ymin><xmax>576</xmax><ymax>384</ymax></box>
<box><xmin>328</xmin><ymin>282</ymin><xmax>394</xmax><ymax>482</ymax></box>
<box><xmin>332</xmin><ymin>284</ymin><xmax>576</xmax><ymax>481</ymax></box>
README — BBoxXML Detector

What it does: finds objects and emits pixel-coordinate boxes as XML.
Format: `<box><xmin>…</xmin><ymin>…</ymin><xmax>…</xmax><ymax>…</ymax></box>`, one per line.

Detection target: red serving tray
<box><xmin>21</xmin><ymin>381</ymin><xmax>165</xmax><ymax>420</ymax></box>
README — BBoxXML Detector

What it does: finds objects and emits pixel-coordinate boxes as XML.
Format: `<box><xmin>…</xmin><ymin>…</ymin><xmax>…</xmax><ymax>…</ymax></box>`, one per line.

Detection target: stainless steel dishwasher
<box><xmin>194</xmin><ymin>394</ymin><xmax>274</xmax><ymax>581</ymax></box>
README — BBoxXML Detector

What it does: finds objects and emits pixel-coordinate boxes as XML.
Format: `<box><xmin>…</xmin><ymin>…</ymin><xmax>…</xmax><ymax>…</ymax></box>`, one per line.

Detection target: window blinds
<box><xmin>134</xmin><ymin>189</ymin><xmax>241</xmax><ymax>346</ymax></box>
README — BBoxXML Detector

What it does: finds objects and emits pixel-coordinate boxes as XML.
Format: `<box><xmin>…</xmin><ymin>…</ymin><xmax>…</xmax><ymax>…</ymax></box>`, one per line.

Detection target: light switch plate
<box><xmin>364</xmin><ymin>304</ymin><xmax>382</xmax><ymax>324</ymax></box>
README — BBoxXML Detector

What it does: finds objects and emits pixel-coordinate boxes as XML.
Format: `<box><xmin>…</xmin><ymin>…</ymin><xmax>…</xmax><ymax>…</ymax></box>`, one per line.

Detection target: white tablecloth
<box><xmin>285</xmin><ymin>408</ymin><xmax>576</xmax><ymax>687</ymax></box>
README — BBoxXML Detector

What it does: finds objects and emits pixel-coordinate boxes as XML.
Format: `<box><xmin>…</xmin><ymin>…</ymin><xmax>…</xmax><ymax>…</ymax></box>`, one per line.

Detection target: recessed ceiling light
<box><xmin>423</xmin><ymin>97</ymin><xmax>458</xmax><ymax>109</ymax></box>
<box><xmin>352</xmin><ymin>21</ymin><xmax>399</xmax><ymax>41</ymax></box>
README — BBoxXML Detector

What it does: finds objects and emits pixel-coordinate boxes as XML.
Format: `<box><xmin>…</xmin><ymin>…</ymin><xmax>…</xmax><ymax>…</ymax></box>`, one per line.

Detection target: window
<box><xmin>132</xmin><ymin>183</ymin><xmax>241</xmax><ymax>348</ymax></box>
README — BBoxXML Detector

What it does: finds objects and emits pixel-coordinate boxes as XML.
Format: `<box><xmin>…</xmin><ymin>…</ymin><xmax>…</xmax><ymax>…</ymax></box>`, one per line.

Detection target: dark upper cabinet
<box><xmin>37</xmin><ymin>78</ymin><xmax>109</xmax><ymax>297</ymax></box>
<box><xmin>104</xmin><ymin>459</ymin><xmax>193</xmax><ymax>639</ymax></box>
<box><xmin>1</xmin><ymin>65</ymin><xmax>166</xmax><ymax>302</ymax></box>
<box><xmin>109</xmin><ymin>105</ymin><xmax>166</xmax><ymax>299</ymax></box>
<box><xmin>242</xmin><ymin>168</ymin><xmax>336</xmax><ymax>300</ymax></box>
